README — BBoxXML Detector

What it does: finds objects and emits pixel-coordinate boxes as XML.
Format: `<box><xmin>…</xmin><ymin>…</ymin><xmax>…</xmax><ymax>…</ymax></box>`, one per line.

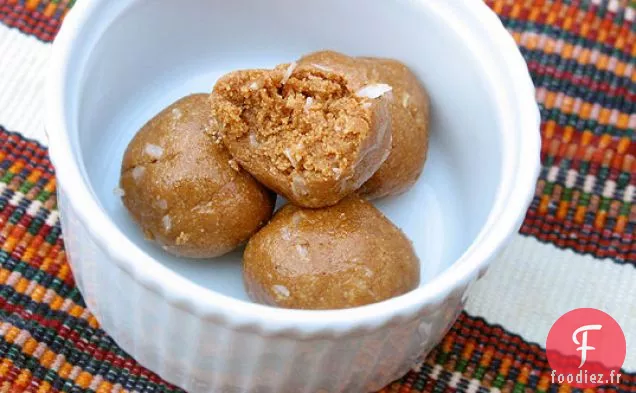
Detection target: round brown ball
<box><xmin>119</xmin><ymin>94</ymin><xmax>276</xmax><ymax>258</ymax></box>
<box><xmin>299</xmin><ymin>50</ymin><xmax>430</xmax><ymax>199</ymax></box>
<box><xmin>243</xmin><ymin>196</ymin><xmax>420</xmax><ymax>309</ymax></box>
<box><xmin>209</xmin><ymin>62</ymin><xmax>392</xmax><ymax>208</ymax></box>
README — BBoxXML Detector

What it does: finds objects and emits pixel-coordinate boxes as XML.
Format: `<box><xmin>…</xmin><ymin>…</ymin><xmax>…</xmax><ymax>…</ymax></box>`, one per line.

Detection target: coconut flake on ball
<box><xmin>311</xmin><ymin>63</ymin><xmax>333</xmax><ymax>72</ymax></box>
<box><xmin>280</xmin><ymin>227</ymin><xmax>292</xmax><ymax>241</ymax></box>
<box><xmin>162</xmin><ymin>215</ymin><xmax>172</xmax><ymax>232</ymax></box>
<box><xmin>132</xmin><ymin>166</ymin><xmax>145</xmax><ymax>181</ymax></box>
<box><xmin>248</xmin><ymin>133</ymin><xmax>259</xmax><ymax>147</ymax></box>
<box><xmin>281</xmin><ymin>62</ymin><xmax>297</xmax><ymax>85</ymax></box>
<box><xmin>112</xmin><ymin>187</ymin><xmax>125</xmax><ymax>197</ymax></box>
<box><xmin>272</xmin><ymin>284</ymin><xmax>290</xmax><ymax>298</ymax></box>
<box><xmin>402</xmin><ymin>93</ymin><xmax>411</xmax><ymax>108</ymax></box>
<box><xmin>249</xmin><ymin>80</ymin><xmax>263</xmax><ymax>91</ymax></box>
<box><xmin>303</xmin><ymin>97</ymin><xmax>314</xmax><ymax>114</ymax></box>
<box><xmin>145</xmin><ymin>143</ymin><xmax>164</xmax><ymax>159</ymax></box>
<box><xmin>332</xmin><ymin>167</ymin><xmax>343</xmax><ymax>179</ymax></box>
<box><xmin>291</xmin><ymin>173</ymin><xmax>309</xmax><ymax>197</ymax></box>
<box><xmin>291</xmin><ymin>211</ymin><xmax>305</xmax><ymax>226</ymax></box>
<box><xmin>295</xmin><ymin>244</ymin><xmax>309</xmax><ymax>259</ymax></box>
<box><xmin>356</xmin><ymin>84</ymin><xmax>393</xmax><ymax>99</ymax></box>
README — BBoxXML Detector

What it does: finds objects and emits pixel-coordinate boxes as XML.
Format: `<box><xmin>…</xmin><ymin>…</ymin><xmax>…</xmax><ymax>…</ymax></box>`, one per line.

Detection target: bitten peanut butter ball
<box><xmin>209</xmin><ymin>62</ymin><xmax>392</xmax><ymax>208</ymax></box>
<box><xmin>119</xmin><ymin>94</ymin><xmax>276</xmax><ymax>258</ymax></box>
<box><xmin>243</xmin><ymin>197</ymin><xmax>420</xmax><ymax>309</ymax></box>
<box><xmin>299</xmin><ymin>51</ymin><xmax>430</xmax><ymax>199</ymax></box>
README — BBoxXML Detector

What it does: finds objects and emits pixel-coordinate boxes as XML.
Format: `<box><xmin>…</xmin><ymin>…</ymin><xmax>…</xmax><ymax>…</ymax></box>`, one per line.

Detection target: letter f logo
<box><xmin>572</xmin><ymin>325</ymin><xmax>602</xmax><ymax>368</ymax></box>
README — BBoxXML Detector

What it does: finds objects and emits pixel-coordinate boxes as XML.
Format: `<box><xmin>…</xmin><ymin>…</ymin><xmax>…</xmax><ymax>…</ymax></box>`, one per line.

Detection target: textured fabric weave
<box><xmin>0</xmin><ymin>0</ymin><xmax>634</xmax><ymax>392</ymax></box>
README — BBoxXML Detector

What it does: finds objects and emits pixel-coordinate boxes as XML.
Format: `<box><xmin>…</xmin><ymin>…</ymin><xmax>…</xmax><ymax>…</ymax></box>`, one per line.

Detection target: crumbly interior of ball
<box><xmin>210</xmin><ymin>64</ymin><xmax>382</xmax><ymax>189</ymax></box>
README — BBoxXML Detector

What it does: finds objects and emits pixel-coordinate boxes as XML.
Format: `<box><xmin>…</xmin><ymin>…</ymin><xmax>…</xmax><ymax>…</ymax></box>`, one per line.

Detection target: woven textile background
<box><xmin>0</xmin><ymin>0</ymin><xmax>634</xmax><ymax>392</ymax></box>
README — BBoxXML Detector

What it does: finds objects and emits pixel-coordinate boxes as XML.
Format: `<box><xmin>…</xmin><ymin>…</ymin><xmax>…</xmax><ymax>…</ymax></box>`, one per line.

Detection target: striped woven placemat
<box><xmin>0</xmin><ymin>0</ymin><xmax>634</xmax><ymax>392</ymax></box>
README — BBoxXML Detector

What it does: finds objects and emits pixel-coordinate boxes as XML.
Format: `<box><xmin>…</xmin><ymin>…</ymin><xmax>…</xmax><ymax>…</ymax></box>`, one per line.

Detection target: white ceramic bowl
<box><xmin>46</xmin><ymin>0</ymin><xmax>540</xmax><ymax>392</ymax></box>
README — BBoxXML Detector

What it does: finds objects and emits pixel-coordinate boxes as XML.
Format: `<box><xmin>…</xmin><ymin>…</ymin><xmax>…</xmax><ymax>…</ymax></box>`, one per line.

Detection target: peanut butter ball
<box><xmin>209</xmin><ymin>62</ymin><xmax>392</xmax><ymax>208</ymax></box>
<box><xmin>299</xmin><ymin>51</ymin><xmax>430</xmax><ymax>199</ymax></box>
<box><xmin>119</xmin><ymin>94</ymin><xmax>276</xmax><ymax>258</ymax></box>
<box><xmin>243</xmin><ymin>197</ymin><xmax>420</xmax><ymax>309</ymax></box>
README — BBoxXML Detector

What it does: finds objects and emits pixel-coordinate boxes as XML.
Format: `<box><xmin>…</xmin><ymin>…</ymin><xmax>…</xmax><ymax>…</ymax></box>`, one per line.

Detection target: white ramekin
<box><xmin>46</xmin><ymin>0</ymin><xmax>540</xmax><ymax>392</ymax></box>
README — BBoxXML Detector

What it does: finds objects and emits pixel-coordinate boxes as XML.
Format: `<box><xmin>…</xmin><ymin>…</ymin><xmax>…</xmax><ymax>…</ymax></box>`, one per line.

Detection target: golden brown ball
<box><xmin>243</xmin><ymin>196</ymin><xmax>420</xmax><ymax>309</ymax></box>
<box><xmin>120</xmin><ymin>94</ymin><xmax>276</xmax><ymax>258</ymax></box>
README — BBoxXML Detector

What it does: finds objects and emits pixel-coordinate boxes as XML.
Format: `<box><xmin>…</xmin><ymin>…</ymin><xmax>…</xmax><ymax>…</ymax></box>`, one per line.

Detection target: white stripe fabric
<box><xmin>466</xmin><ymin>235</ymin><xmax>636</xmax><ymax>371</ymax></box>
<box><xmin>0</xmin><ymin>24</ymin><xmax>50</xmax><ymax>144</ymax></box>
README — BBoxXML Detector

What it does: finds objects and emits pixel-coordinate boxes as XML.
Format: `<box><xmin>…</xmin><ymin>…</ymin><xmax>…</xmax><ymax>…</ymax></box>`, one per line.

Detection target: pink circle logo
<box><xmin>546</xmin><ymin>308</ymin><xmax>626</xmax><ymax>388</ymax></box>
